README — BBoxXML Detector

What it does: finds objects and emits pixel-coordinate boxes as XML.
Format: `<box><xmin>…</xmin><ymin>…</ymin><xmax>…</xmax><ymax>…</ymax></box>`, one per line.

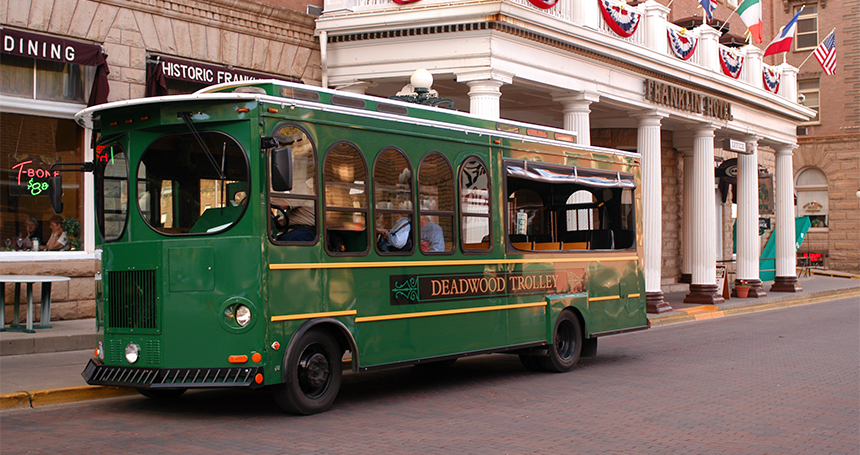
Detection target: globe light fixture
<box><xmin>389</xmin><ymin>69</ymin><xmax>454</xmax><ymax>108</ymax></box>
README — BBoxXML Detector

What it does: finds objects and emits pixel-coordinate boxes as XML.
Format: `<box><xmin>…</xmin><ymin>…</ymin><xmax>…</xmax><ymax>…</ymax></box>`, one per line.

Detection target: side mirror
<box><xmin>49</xmin><ymin>174</ymin><xmax>63</xmax><ymax>214</ymax></box>
<box><xmin>270</xmin><ymin>147</ymin><xmax>293</xmax><ymax>192</ymax></box>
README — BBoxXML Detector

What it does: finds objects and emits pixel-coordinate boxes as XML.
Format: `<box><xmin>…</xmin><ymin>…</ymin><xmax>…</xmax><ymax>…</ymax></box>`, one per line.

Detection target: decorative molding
<box><xmin>329</xmin><ymin>18</ymin><xmax>802</xmax><ymax>122</ymax></box>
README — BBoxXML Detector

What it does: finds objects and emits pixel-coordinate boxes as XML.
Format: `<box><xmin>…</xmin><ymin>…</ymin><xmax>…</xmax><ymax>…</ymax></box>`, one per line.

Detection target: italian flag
<box><xmin>736</xmin><ymin>0</ymin><xmax>762</xmax><ymax>43</ymax></box>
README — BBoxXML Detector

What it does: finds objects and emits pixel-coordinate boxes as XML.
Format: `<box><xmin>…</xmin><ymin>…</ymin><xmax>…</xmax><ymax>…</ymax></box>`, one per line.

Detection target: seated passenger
<box><xmin>420</xmin><ymin>216</ymin><xmax>445</xmax><ymax>252</ymax></box>
<box><xmin>276</xmin><ymin>198</ymin><xmax>315</xmax><ymax>242</ymax></box>
<box><xmin>377</xmin><ymin>216</ymin><xmax>411</xmax><ymax>252</ymax></box>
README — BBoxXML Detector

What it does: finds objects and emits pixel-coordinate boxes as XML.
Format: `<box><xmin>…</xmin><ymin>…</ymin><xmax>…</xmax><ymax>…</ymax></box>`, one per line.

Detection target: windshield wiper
<box><xmin>178</xmin><ymin>111</ymin><xmax>226</xmax><ymax>180</ymax></box>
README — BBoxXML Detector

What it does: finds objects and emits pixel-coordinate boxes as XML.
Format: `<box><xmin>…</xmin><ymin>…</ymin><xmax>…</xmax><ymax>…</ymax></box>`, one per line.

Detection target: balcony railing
<box><xmin>323</xmin><ymin>0</ymin><xmax>798</xmax><ymax>103</ymax></box>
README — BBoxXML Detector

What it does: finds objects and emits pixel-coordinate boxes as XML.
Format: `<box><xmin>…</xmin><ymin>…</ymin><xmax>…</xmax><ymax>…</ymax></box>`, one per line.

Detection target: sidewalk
<box><xmin>2</xmin><ymin>274</ymin><xmax>858</xmax><ymax>410</ymax></box>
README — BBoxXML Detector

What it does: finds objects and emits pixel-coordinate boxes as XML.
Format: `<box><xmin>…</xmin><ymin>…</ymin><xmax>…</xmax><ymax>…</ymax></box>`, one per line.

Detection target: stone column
<box><xmin>554</xmin><ymin>91</ymin><xmax>600</xmax><ymax>146</ymax></box>
<box><xmin>634</xmin><ymin>110</ymin><xmax>671</xmax><ymax>313</ymax></box>
<box><xmin>684</xmin><ymin>125</ymin><xmax>724</xmax><ymax>304</ymax></box>
<box><xmin>771</xmin><ymin>144</ymin><xmax>803</xmax><ymax>292</ymax></box>
<box><xmin>456</xmin><ymin>70</ymin><xmax>513</xmax><ymax>120</ymax></box>
<box><xmin>734</xmin><ymin>137</ymin><xmax>766</xmax><ymax>297</ymax></box>
<box><xmin>680</xmin><ymin>148</ymin><xmax>694</xmax><ymax>283</ymax></box>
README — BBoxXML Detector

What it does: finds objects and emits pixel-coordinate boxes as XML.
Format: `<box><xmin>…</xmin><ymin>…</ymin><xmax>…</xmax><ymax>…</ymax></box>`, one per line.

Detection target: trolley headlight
<box><xmin>235</xmin><ymin>305</ymin><xmax>252</xmax><ymax>327</ymax></box>
<box><xmin>125</xmin><ymin>342</ymin><xmax>141</xmax><ymax>364</ymax></box>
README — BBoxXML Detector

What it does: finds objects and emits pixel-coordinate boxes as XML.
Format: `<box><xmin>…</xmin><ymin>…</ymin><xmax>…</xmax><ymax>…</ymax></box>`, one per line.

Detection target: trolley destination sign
<box><xmin>390</xmin><ymin>268</ymin><xmax>585</xmax><ymax>305</ymax></box>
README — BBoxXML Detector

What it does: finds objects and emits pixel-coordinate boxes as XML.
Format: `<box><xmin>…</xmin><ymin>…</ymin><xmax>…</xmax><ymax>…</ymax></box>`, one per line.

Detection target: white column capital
<box><xmin>553</xmin><ymin>91</ymin><xmax>600</xmax><ymax>107</ymax></box>
<box><xmin>334</xmin><ymin>80</ymin><xmax>377</xmax><ymax>95</ymax></box>
<box><xmin>774</xmin><ymin>143</ymin><xmax>798</xmax><ymax>156</ymax></box>
<box><xmin>455</xmin><ymin>69</ymin><xmax>514</xmax><ymax>85</ymax></box>
<box><xmin>630</xmin><ymin>109</ymin><xmax>668</xmax><ymax>126</ymax></box>
<box><xmin>459</xmin><ymin>71</ymin><xmax>511</xmax><ymax>120</ymax></box>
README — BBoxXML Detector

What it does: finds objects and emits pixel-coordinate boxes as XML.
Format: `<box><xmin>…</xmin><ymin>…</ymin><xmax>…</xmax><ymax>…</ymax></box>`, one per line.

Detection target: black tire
<box><xmin>137</xmin><ymin>388</ymin><xmax>186</xmax><ymax>399</ymax></box>
<box><xmin>518</xmin><ymin>353</ymin><xmax>544</xmax><ymax>372</ymax></box>
<box><xmin>273</xmin><ymin>328</ymin><xmax>342</xmax><ymax>415</ymax></box>
<box><xmin>539</xmin><ymin>311</ymin><xmax>583</xmax><ymax>373</ymax></box>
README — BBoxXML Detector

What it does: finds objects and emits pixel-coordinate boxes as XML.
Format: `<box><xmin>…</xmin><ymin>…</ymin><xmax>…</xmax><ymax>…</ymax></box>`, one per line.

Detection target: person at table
<box><xmin>20</xmin><ymin>217</ymin><xmax>42</xmax><ymax>250</ymax></box>
<box><xmin>44</xmin><ymin>215</ymin><xmax>70</xmax><ymax>251</ymax></box>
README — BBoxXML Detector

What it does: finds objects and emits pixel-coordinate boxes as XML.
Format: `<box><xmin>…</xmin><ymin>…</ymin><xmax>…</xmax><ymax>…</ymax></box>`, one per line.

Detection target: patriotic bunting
<box><xmin>719</xmin><ymin>48</ymin><xmax>744</xmax><ymax>79</ymax></box>
<box><xmin>527</xmin><ymin>0</ymin><xmax>559</xmax><ymax>8</ymax></box>
<box><xmin>762</xmin><ymin>66</ymin><xmax>781</xmax><ymax>94</ymax></box>
<box><xmin>668</xmin><ymin>28</ymin><xmax>698</xmax><ymax>61</ymax></box>
<box><xmin>599</xmin><ymin>0</ymin><xmax>642</xmax><ymax>38</ymax></box>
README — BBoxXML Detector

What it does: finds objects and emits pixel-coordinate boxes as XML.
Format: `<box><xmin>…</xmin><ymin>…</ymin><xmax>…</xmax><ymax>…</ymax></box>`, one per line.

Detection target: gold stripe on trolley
<box><xmin>271</xmin><ymin>310</ymin><xmax>357</xmax><ymax>322</ymax></box>
<box><xmin>588</xmin><ymin>295</ymin><xmax>620</xmax><ymax>302</ymax></box>
<box><xmin>628</xmin><ymin>293</ymin><xmax>641</xmax><ymax>298</ymax></box>
<box><xmin>270</xmin><ymin>255</ymin><xmax>639</xmax><ymax>271</ymax></box>
<box><xmin>355</xmin><ymin>301</ymin><xmax>546</xmax><ymax>323</ymax></box>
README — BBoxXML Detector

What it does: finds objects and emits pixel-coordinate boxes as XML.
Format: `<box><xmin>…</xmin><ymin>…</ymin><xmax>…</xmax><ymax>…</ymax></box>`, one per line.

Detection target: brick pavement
<box><xmin>1</xmin><ymin>296</ymin><xmax>857</xmax><ymax>454</ymax></box>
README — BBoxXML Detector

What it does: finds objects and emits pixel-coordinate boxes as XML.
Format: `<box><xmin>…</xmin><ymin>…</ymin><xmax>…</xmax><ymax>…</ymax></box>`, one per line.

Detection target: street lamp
<box><xmin>389</xmin><ymin>69</ymin><xmax>454</xmax><ymax>108</ymax></box>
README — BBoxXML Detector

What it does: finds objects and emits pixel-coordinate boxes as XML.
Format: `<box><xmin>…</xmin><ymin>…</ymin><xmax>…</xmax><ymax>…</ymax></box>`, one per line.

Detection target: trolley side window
<box><xmin>269</xmin><ymin>124</ymin><xmax>318</xmax><ymax>244</ymax></box>
<box><xmin>373</xmin><ymin>147</ymin><xmax>414</xmax><ymax>255</ymax></box>
<box><xmin>418</xmin><ymin>152</ymin><xmax>454</xmax><ymax>254</ymax></box>
<box><xmin>323</xmin><ymin>141</ymin><xmax>369</xmax><ymax>255</ymax></box>
<box><xmin>505</xmin><ymin>160</ymin><xmax>636</xmax><ymax>251</ymax></box>
<box><xmin>459</xmin><ymin>157</ymin><xmax>491</xmax><ymax>252</ymax></box>
<box><xmin>96</xmin><ymin>143</ymin><xmax>129</xmax><ymax>242</ymax></box>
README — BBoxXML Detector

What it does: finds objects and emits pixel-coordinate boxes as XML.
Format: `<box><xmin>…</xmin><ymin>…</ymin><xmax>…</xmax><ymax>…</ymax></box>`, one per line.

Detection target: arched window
<box><xmin>796</xmin><ymin>167</ymin><xmax>828</xmax><ymax>228</ymax></box>
<box><xmin>323</xmin><ymin>142</ymin><xmax>368</xmax><ymax>254</ymax></box>
<box><xmin>459</xmin><ymin>157</ymin><xmax>491</xmax><ymax>251</ymax></box>
<box><xmin>269</xmin><ymin>124</ymin><xmax>317</xmax><ymax>244</ymax></box>
<box><xmin>418</xmin><ymin>152</ymin><xmax>454</xmax><ymax>254</ymax></box>
<box><xmin>565</xmin><ymin>190</ymin><xmax>597</xmax><ymax>231</ymax></box>
<box><xmin>373</xmin><ymin>147</ymin><xmax>414</xmax><ymax>254</ymax></box>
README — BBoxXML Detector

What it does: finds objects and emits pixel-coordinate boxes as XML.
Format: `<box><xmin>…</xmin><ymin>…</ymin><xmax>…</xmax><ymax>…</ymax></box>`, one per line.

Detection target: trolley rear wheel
<box><xmin>539</xmin><ymin>311</ymin><xmax>582</xmax><ymax>373</ymax></box>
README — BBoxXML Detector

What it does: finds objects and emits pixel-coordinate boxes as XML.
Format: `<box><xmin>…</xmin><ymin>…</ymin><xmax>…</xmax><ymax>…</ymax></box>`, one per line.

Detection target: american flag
<box><xmin>814</xmin><ymin>30</ymin><xmax>836</xmax><ymax>75</ymax></box>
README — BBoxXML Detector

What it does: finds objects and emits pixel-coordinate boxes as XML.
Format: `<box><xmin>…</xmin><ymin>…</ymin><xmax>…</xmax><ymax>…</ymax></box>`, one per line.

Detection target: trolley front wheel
<box><xmin>273</xmin><ymin>328</ymin><xmax>342</xmax><ymax>415</ymax></box>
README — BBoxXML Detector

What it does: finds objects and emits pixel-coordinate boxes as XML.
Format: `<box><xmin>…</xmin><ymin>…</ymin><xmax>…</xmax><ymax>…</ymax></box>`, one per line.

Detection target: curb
<box><xmin>649</xmin><ymin>287</ymin><xmax>860</xmax><ymax>327</ymax></box>
<box><xmin>0</xmin><ymin>386</ymin><xmax>137</xmax><ymax>411</ymax></box>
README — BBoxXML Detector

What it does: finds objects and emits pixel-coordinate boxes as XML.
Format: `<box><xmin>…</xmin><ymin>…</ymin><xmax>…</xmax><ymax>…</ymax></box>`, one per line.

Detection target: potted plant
<box><xmin>62</xmin><ymin>217</ymin><xmax>81</xmax><ymax>251</ymax></box>
<box><xmin>735</xmin><ymin>280</ymin><xmax>750</xmax><ymax>298</ymax></box>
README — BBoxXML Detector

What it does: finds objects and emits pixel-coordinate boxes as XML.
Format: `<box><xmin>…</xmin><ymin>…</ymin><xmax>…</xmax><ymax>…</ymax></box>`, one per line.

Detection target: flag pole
<box><xmin>797</xmin><ymin>28</ymin><xmax>835</xmax><ymax>70</ymax></box>
<box><xmin>722</xmin><ymin>0</ymin><xmax>746</xmax><ymax>26</ymax></box>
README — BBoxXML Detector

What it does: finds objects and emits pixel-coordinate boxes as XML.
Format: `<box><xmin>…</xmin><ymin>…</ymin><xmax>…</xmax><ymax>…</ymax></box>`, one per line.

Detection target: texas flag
<box><xmin>764</xmin><ymin>7</ymin><xmax>804</xmax><ymax>57</ymax></box>
<box><xmin>736</xmin><ymin>0</ymin><xmax>762</xmax><ymax>44</ymax></box>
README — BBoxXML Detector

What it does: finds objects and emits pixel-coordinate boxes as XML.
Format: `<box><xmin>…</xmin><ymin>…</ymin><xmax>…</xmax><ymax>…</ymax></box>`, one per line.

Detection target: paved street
<box><xmin>1</xmin><ymin>297</ymin><xmax>858</xmax><ymax>455</ymax></box>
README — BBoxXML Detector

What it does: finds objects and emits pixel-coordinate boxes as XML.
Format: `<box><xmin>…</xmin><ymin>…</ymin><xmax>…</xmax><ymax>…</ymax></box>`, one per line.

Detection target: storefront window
<box><xmin>1</xmin><ymin>113</ymin><xmax>84</xmax><ymax>251</ymax></box>
<box><xmin>796</xmin><ymin>167</ymin><xmax>828</xmax><ymax>229</ymax></box>
<box><xmin>1</xmin><ymin>56</ymin><xmax>92</xmax><ymax>103</ymax></box>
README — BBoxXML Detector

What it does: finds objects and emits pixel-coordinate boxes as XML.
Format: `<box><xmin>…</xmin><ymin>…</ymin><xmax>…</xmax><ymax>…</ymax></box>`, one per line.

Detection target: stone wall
<box><xmin>795</xmin><ymin>135</ymin><xmax>860</xmax><ymax>273</ymax></box>
<box><xmin>2</xmin><ymin>0</ymin><xmax>322</xmax><ymax>100</ymax></box>
<box><xmin>2</xmin><ymin>259</ymin><xmax>96</xmax><ymax>323</ymax></box>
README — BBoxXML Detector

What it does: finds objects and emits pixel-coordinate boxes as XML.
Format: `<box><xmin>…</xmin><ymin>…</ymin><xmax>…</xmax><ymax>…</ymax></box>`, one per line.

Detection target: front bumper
<box><xmin>82</xmin><ymin>359</ymin><xmax>264</xmax><ymax>389</ymax></box>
